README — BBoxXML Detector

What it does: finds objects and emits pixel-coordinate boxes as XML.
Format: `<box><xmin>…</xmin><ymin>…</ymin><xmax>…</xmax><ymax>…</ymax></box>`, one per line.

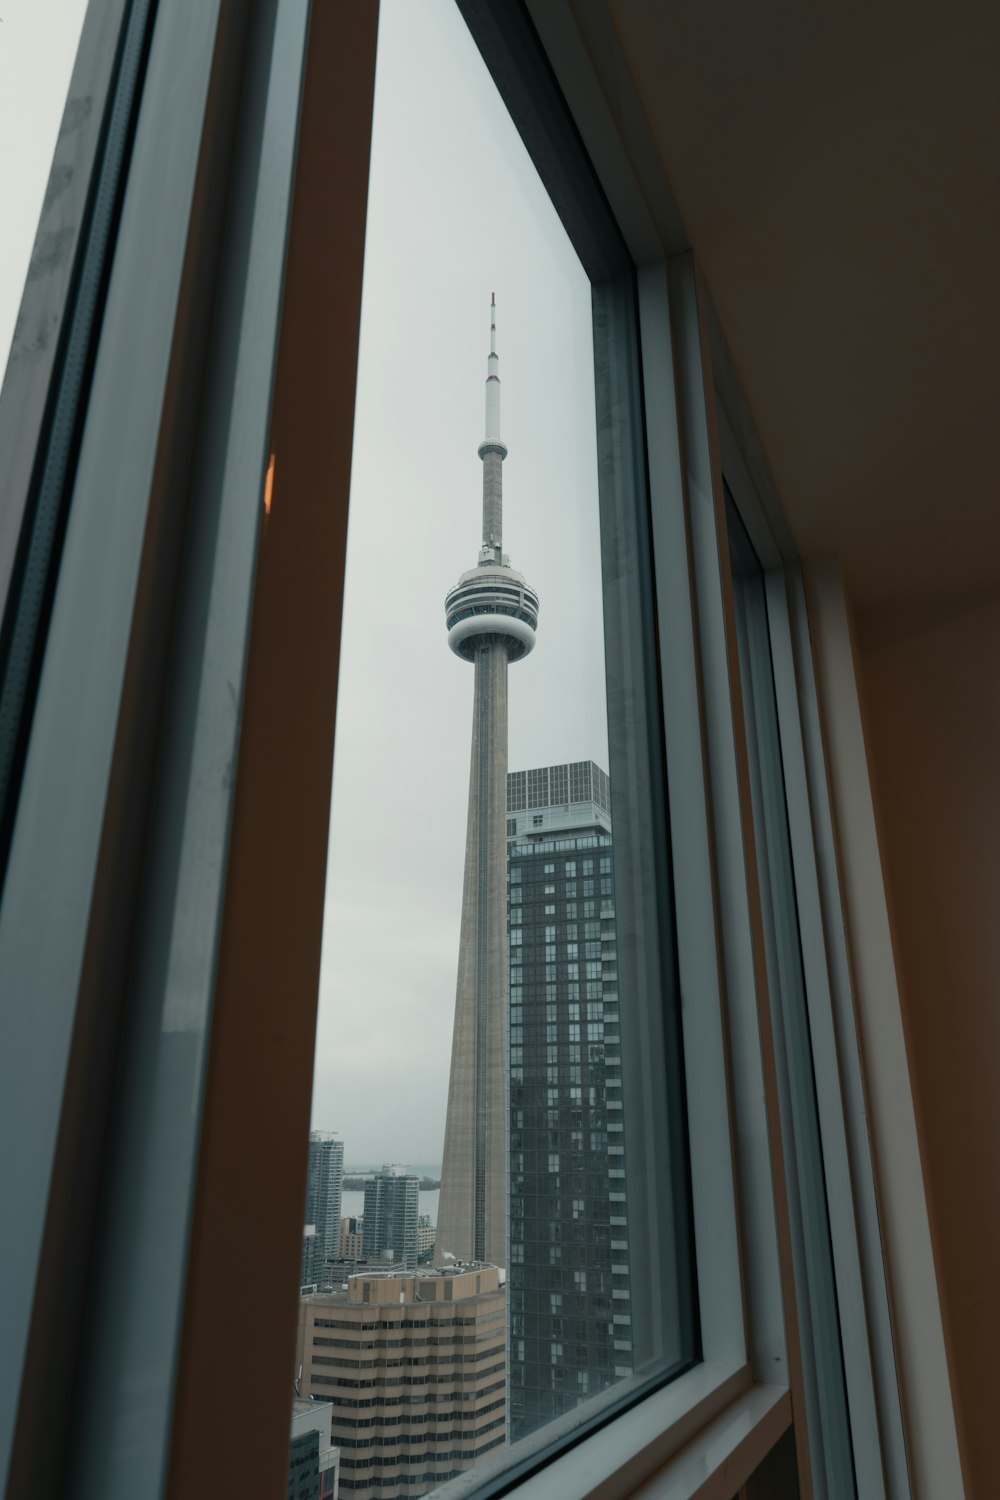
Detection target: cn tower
<box><xmin>436</xmin><ymin>297</ymin><xmax>539</xmax><ymax>1270</ymax></box>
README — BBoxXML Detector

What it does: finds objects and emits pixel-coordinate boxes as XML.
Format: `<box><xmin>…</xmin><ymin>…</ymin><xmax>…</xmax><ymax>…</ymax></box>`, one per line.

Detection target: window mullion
<box><xmin>662</xmin><ymin>250</ymin><xmax>809</xmax><ymax>1454</ymax></box>
<box><xmin>766</xmin><ymin>564</ymin><xmax>909</xmax><ymax>1499</ymax></box>
<box><xmin>634</xmin><ymin>260</ymin><xmax>745</xmax><ymax>1369</ymax></box>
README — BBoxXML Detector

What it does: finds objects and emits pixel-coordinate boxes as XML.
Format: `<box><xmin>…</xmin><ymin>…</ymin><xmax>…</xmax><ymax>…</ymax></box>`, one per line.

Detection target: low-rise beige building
<box><xmin>340</xmin><ymin>1216</ymin><xmax>364</xmax><ymax>1259</ymax></box>
<box><xmin>296</xmin><ymin>1265</ymin><xmax>506</xmax><ymax>1500</ymax></box>
<box><xmin>416</xmin><ymin>1218</ymin><xmax>435</xmax><ymax>1259</ymax></box>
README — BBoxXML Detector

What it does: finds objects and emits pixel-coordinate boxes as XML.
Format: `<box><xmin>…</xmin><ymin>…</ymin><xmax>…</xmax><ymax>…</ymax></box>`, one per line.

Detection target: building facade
<box><xmin>416</xmin><ymin>1216</ymin><xmax>435</xmax><ymax>1262</ymax></box>
<box><xmin>506</xmin><ymin>763</ymin><xmax>632</xmax><ymax>1439</ymax></box>
<box><xmin>296</xmin><ymin>1267</ymin><xmax>506</xmax><ymax>1500</ymax></box>
<box><xmin>436</xmin><ymin>298</ymin><xmax>539</xmax><ymax>1270</ymax></box>
<box><xmin>362</xmin><ymin>1165</ymin><xmax>419</xmax><ymax>1272</ymax></box>
<box><xmin>302</xmin><ymin>1225</ymin><xmax>323</xmax><ymax>1290</ymax></box>
<box><xmin>340</xmin><ymin>1217</ymin><xmax>364</xmax><ymax>1260</ymax></box>
<box><xmin>306</xmin><ymin>1133</ymin><xmax>345</xmax><ymax>1277</ymax></box>
<box><xmin>288</xmin><ymin>1399</ymin><xmax>340</xmax><ymax>1500</ymax></box>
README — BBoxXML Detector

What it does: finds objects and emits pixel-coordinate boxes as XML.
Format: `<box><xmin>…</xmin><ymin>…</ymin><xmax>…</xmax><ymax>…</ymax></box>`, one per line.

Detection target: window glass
<box><xmin>290</xmin><ymin>0</ymin><xmax>695</xmax><ymax>1491</ymax></box>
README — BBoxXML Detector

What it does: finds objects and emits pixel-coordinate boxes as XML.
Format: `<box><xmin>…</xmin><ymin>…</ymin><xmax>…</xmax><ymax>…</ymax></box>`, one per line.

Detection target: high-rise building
<box><xmin>296</xmin><ymin>1266</ymin><xmax>506</xmax><ymax>1500</ymax></box>
<box><xmin>437</xmin><ymin>298</ymin><xmax>539</xmax><ymax>1269</ymax></box>
<box><xmin>506</xmin><ymin>762</ymin><xmax>632</xmax><ymax>1439</ymax></box>
<box><xmin>361</xmin><ymin>1164</ymin><xmax>419</xmax><ymax>1271</ymax></box>
<box><xmin>306</xmin><ymin>1133</ymin><xmax>345</xmax><ymax>1275</ymax></box>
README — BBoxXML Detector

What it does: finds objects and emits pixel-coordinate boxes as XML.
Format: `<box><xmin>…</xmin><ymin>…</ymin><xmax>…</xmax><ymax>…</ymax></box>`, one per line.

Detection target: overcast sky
<box><xmin>0</xmin><ymin>0</ymin><xmax>89</xmax><ymax>374</ymax></box>
<box><xmin>312</xmin><ymin>0</ymin><xmax>609</xmax><ymax>1165</ymax></box>
<box><xmin>0</xmin><ymin>0</ymin><xmax>610</xmax><ymax>1172</ymax></box>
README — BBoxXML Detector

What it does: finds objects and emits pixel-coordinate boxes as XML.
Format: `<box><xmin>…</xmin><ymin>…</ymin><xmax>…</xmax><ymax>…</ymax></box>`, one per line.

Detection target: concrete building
<box><xmin>323</xmin><ymin>1257</ymin><xmax>406</xmax><ymax>1286</ymax></box>
<box><xmin>507</xmin><ymin>764</ymin><xmax>632</xmax><ymax>1438</ymax></box>
<box><xmin>437</xmin><ymin>298</ymin><xmax>539</xmax><ymax>1270</ymax></box>
<box><xmin>288</xmin><ymin>1398</ymin><xmax>339</xmax><ymax>1500</ymax></box>
<box><xmin>306</xmin><ymin>1133</ymin><xmax>345</xmax><ymax>1275</ymax></box>
<box><xmin>362</xmin><ymin>1165</ymin><xmax>419</xmax><ymax>1271</ymax></box>
<box><xmin>339</xmin><ymin>1217</ymin><xmax>363</xmax><ymax>1260</ymax></box>
<box><xmin>296</xmin><ymin>1266</ymin><xmax>507</xmax><ymax>1500</ymax></box>
<box><xmin>416</xmin><ymin>1216</ymin><xmax>435</xmax><ymax>1262</ymax></box>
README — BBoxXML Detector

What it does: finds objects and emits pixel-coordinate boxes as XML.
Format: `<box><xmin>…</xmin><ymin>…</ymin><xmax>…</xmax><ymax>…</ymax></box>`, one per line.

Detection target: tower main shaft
<box><xmin>437</xmin><ymin>300</ymin><xmax>538</xmax><ymax>1270</ymax></box>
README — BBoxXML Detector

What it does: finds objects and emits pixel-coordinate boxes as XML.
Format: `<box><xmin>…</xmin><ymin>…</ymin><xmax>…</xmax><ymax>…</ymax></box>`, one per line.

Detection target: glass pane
<box><xmin>289</xmin><ymin>3</ymin><xmax>695</xmax><ymax>1493</ymax></box>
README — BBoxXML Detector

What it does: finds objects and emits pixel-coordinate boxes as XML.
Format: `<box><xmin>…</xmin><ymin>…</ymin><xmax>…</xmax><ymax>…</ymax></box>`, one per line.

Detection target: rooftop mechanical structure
<box><xmin>436</xmin><ymin>297</ymin><xmax>538</xmax><ymax>1270</ymax></box>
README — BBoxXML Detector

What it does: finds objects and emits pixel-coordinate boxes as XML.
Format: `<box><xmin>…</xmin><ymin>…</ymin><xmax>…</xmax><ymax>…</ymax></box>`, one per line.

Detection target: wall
<box><xmin>856</xmin><ymin>589</ymin><xmax>1000</xmax><ymax>1500</ymax></box>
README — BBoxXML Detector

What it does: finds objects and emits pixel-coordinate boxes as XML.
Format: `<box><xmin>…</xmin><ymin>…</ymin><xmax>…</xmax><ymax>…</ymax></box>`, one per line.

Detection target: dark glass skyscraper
<box><xmin>506</xmin><ymin>763</ymin><xmax>632</xmax><ymax>1440</ymax></box>
<box><xmin>362</xmin><ymin>1164</ymin><xmax>420</xmax><ymax>1271</ymax></box>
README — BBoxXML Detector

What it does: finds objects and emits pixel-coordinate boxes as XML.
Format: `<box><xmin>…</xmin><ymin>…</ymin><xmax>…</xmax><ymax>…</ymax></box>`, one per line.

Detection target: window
<box><xmin>0</xmin><ymin>2</ymin><xmax>909</xmax><ymax>1498</ymax></box>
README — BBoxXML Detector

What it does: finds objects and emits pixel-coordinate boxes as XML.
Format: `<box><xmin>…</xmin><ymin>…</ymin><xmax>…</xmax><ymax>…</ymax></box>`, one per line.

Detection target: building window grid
<box><xmin>508</xmin><ymin>815</ymin><xmax>631</xmax><ymax>1441</ymax></box>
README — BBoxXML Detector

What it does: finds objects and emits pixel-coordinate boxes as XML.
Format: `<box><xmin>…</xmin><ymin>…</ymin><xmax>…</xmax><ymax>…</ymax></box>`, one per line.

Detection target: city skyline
<box><xmin>311</xmin><ymin>0</ymin><xmax>608</xmax><ymax>1165</ymax></box>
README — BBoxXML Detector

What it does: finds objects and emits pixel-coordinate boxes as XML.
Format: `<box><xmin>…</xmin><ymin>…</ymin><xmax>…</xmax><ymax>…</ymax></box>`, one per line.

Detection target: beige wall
<box><xmin>855</xmin><ymin>589</ymin><xmax>1000</xmax><ymax>1499</ymax></box>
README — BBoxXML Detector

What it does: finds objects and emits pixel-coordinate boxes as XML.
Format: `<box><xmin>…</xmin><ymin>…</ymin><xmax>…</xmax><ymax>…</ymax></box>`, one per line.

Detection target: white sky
<box><xmin>312</xmin><ymin>0</ymin><xmax>608</xmax><ymax>1164</ymax></box>
<box><xmin>0</xmin><ymin>0</ymin><xmax>610</xmax><ymax>1171</ymax></box>
<box><xmin>0</xmin><ymin>0</ymin><xmax>89</xmax><ymax>375</ymax></box>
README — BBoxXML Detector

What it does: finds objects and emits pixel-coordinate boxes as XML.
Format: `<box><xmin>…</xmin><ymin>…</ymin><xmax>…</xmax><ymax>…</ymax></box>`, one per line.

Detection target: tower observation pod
<box><xmin>437</xmin><ymin>298</ymin><xmax>539</xmax><ymax>1271</ymax></box>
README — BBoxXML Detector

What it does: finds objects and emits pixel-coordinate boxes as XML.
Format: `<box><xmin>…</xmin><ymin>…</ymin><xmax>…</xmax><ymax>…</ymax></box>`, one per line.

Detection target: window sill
<box><xmin>432</xmin><ymin>1361</ymin><xmax>790</xmax><ymax>1500</ymax></box>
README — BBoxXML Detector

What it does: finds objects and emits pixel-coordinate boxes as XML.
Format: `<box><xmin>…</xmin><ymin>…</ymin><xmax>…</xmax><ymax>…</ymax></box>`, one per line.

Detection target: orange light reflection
<box><xmin>263</xmin><ymin>452</ymin><xmax>275</xmax><ymax>516</ymax></box>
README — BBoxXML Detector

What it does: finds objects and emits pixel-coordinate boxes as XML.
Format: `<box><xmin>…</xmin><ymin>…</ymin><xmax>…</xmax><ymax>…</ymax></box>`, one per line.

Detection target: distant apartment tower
<box><xmin>296</xmin><ymin>1266</ymin><xmax>506</xmax><ymax>1500</ymax></box>
<box><xmin>306</xmin><ymin>1133</ymin><xmax>345</xmax><ymax>1275</ymax></box>
<box><xmin>506</xmin><ymin>762</ymin><xmax>632</xmax><ymax>1439</ymax></box>
<box><xmin>288</xmin><ymin>1399</ymin><xmax>339</xmax><ymax>1500</ymax></box>
<box><xmin>362</xmin><ymin>1165</ymin><xmax>419</xmax><ymax>1271</ymax></box>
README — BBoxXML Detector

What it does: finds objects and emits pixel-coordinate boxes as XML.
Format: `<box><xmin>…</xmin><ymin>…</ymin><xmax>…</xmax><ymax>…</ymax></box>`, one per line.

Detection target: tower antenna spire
<box><xmin>479</xmin><ymin>294</ymin><xmax>506</xmax><ymax>555</ymax></box>
<box><xmin>439</xmin><ymin>302</ymin><xmax>539</xmax><ymax>1270</ymax></box>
